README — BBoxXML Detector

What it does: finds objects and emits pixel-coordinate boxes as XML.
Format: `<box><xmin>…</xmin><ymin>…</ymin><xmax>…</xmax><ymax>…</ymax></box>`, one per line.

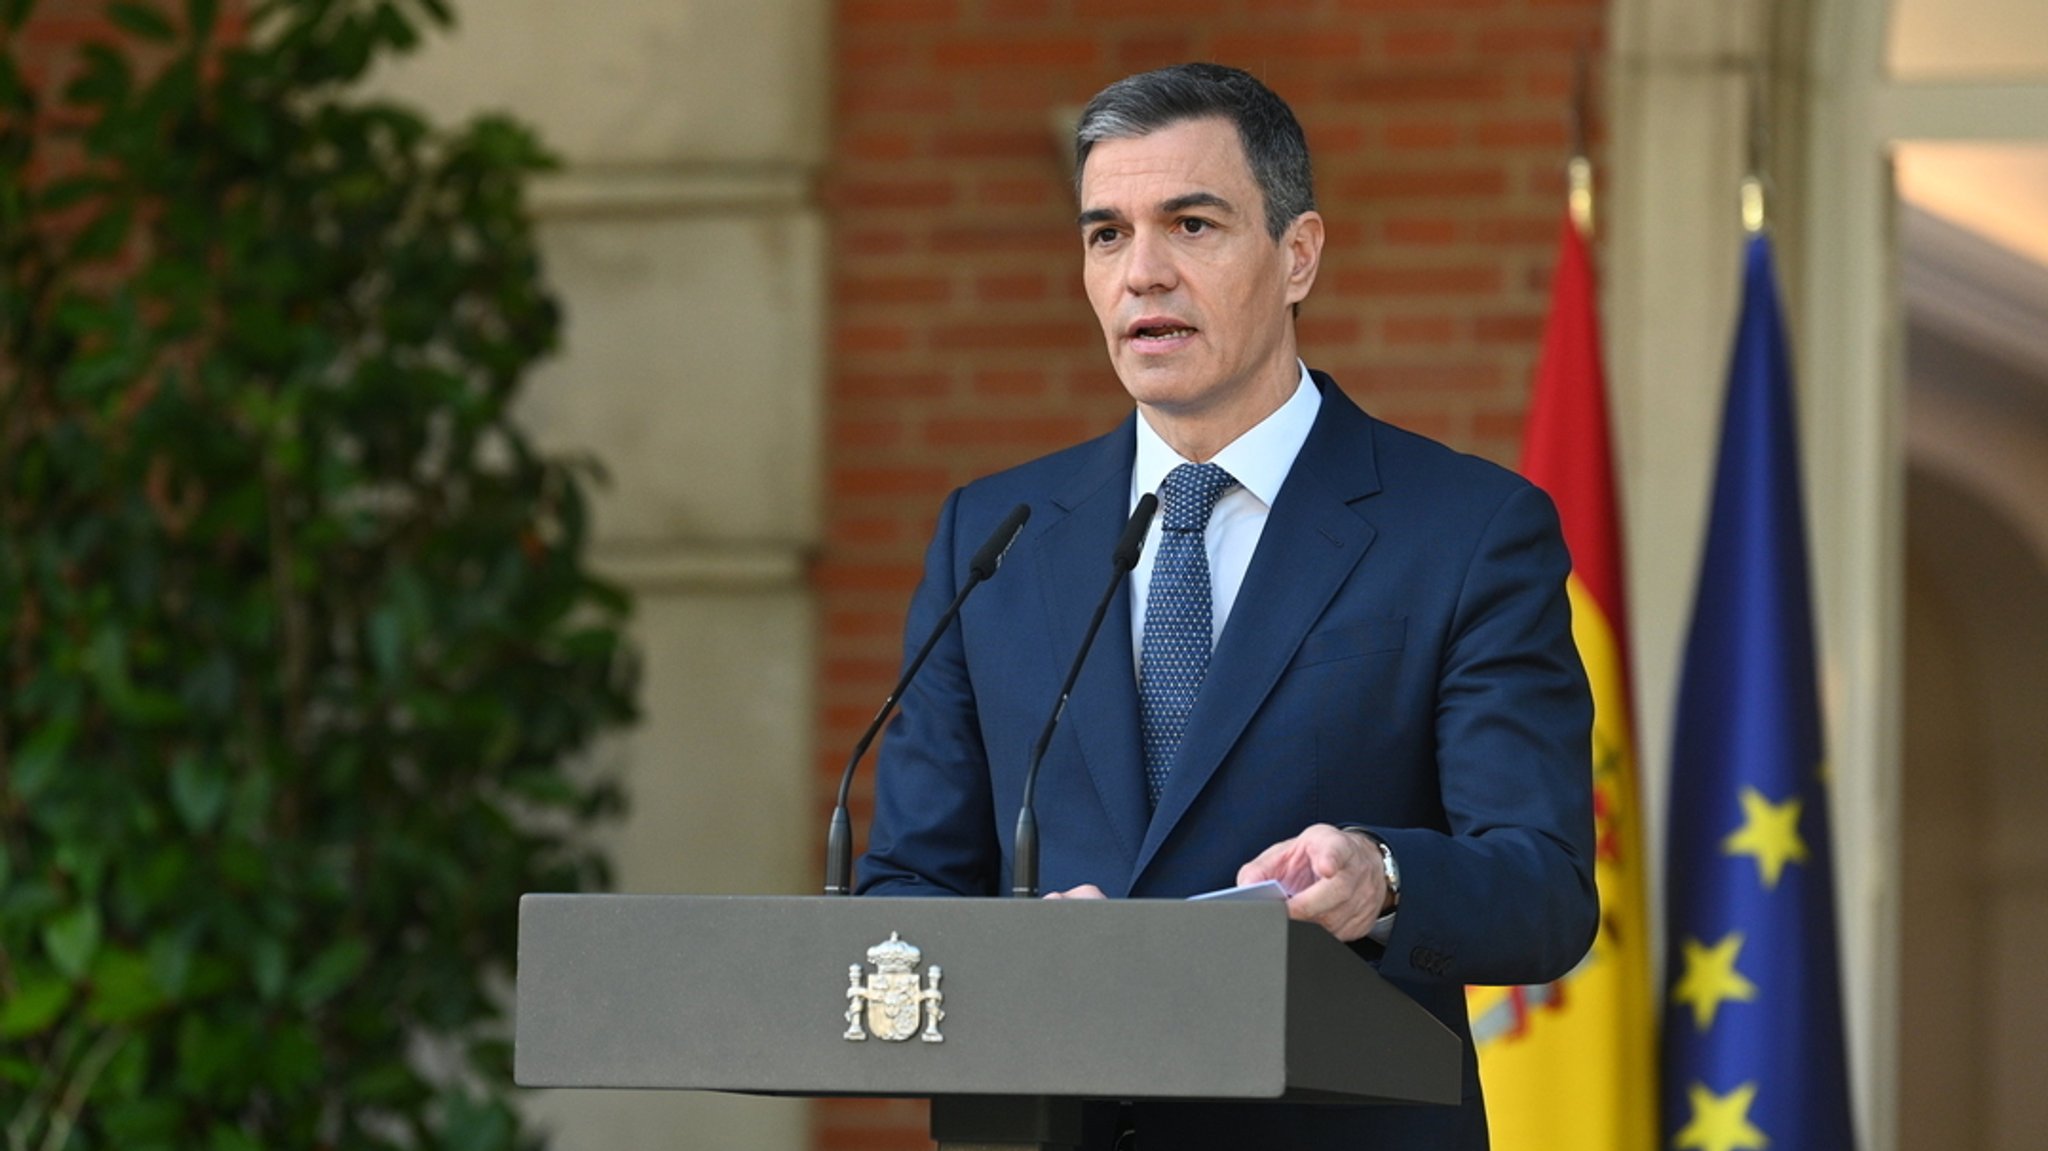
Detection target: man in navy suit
<box><xmin>859</xmin><ymin>63</ymin><xmax>1597</xmax><ymax>1149</ymax></box>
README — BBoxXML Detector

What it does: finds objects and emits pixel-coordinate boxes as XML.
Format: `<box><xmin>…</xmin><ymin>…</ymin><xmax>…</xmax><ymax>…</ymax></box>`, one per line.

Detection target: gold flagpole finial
<box><xmin>1740</xmin><ymin>175</ymin><xmax>1767</xmax><ymax>235</ymax></box>
<box><xmin>1569</xmin><ymin>155</ymin><xmax>1596</xmax><ymax>237</ymax></box>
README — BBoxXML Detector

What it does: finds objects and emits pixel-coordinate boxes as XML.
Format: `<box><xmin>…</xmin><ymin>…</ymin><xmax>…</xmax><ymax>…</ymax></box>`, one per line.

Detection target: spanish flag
<box><xmin>1469</xmin><ymin>202</ymin><xmax>1656</xmax><ymax>1151</ymax></box>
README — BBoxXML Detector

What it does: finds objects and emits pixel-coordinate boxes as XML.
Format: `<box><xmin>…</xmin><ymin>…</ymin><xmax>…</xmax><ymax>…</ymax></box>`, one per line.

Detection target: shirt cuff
<box><xmin>1367</xmin><ymin>910</ymin><xmax>1397</xmax><ymax>944</ymax></box>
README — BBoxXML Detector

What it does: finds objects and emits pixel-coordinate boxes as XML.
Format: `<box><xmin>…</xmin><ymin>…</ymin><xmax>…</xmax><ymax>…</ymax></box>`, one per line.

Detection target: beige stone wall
<box><xmin>1612</xmin><ymin>2</ymin><xmax>2048</xmax><ymax>1148</ymax></box>
<box><xmin>372</xmin><ymin>3</ymin><xmax>829</xmax><ymax>1149</ymax></box>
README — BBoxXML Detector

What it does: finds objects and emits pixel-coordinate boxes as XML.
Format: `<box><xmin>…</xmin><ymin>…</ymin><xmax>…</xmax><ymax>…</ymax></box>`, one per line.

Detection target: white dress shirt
<box><xmin>1128</xmin><ymin>361</ymin><xmax>1321</xmax><ymax>654</ymax></box>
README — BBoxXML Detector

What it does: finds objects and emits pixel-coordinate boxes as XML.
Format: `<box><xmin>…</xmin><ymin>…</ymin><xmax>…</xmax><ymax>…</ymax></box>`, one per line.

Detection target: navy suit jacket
<box><xmin>859</xmin><ymin>373</ymin><xmax>1598</xmax><ymax>1149</ymax></box>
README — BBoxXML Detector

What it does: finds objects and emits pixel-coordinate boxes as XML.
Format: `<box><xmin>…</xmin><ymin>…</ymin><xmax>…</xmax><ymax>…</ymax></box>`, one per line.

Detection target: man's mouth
<box><xmin>1131</xmin><ymin>322</ymin><xmax>1197</xmax><ymax>342</ymax></box>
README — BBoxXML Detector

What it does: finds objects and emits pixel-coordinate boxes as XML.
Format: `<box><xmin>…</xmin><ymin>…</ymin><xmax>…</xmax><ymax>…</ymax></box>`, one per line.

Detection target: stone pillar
<box><xmin>372</xmin><ymin>4</ymin><xmax>828</xmax><ymax>1149</ymax></box>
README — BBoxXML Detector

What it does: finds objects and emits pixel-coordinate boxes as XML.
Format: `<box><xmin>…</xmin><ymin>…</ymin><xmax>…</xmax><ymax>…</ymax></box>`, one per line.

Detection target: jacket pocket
<box><xmin>1289</xmin><ymin>617</ymin><xmax>1407</xmax><ymax>669</ymax></box>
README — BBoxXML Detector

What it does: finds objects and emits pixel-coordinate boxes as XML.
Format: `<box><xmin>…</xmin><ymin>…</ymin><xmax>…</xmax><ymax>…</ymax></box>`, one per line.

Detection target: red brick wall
<box><xmin>817</xmin><ymin>2</ymin><xmax>1601</xmax><ymax>1147</ymax></box>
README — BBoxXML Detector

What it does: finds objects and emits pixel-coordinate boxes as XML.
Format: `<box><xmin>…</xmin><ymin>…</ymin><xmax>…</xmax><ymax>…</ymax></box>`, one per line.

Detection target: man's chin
<box><xmin>1113</xmin><ymin>357</ymin><xmax>1202</xmax><ymax>403</ymax></box>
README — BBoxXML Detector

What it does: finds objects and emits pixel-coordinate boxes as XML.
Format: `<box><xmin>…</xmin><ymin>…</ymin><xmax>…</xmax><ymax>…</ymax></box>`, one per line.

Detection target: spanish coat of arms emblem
<box><xmin>843</xmin><ymin>932</ymin><xmax>944</xmax><ymax>1043</ymax></box>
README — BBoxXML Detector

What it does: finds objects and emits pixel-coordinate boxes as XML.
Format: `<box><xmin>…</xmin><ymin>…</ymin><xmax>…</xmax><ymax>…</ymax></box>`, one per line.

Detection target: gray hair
<box><xmin>1074</xmin><ymin>62</ymin><xmax>1315</xmax><ymax>242</ymax></box>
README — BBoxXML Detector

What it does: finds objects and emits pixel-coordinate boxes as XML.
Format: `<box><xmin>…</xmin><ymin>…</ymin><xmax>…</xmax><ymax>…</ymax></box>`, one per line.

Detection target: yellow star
<box><xmin>1671</xmin><ymin>932</ymin><xmax>1758</xmax><ymax>1031</ymax></box>
<box><xmin>1722</xmin><ymin>786</ymin><xmax>1807</xmax><ymax>889</ymax></box>
<box><xmin>1673</xmin><ymin>1081</ymin><xmax>1769</xmax><ymax>1151</ymax></box>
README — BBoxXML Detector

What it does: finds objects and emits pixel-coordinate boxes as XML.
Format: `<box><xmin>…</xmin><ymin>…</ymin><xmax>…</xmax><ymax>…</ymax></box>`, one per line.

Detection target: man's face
<box><xmin>1077</xmin><ymin>116</ymin><xmax>1321</xmax><ymax>429</ymax></box>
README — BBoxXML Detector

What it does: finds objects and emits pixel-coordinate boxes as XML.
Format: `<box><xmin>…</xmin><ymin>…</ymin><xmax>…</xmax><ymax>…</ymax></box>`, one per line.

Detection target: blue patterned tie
<box><xmin>1139</xmin><ymin>463</ymin><xmax>1238</xmax><ymax>808</ymax></box>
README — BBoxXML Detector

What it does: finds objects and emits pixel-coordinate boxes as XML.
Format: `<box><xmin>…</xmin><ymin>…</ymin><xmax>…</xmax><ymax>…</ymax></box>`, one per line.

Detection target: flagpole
<box><xmin>1742</xmin><ymin>58</ymin><xmax>1770</xmax><ymax>236</ymax></box>
<box><xmin>1569</xmin><ymin>46</ymin><xmax>1595</xmax><ymax>238</ymax></box>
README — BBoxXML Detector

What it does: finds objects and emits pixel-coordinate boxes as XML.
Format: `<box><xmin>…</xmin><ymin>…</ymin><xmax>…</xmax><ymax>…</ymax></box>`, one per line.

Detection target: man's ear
<box><xmin>1283</xmin><ymin>211</ymin><xmax>1325</xmax><ymax>306</ymax></box>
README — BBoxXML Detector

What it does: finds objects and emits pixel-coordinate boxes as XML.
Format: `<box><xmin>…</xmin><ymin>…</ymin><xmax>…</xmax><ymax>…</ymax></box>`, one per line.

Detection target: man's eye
<box><xmin>1089</xmin><ymin>227</ymin><xmax>1121</xmax><ymax>245</ymax></box>
<box><xmin>1181</xmin><ymin>218</ymin><xmax>1209</xmax><ymax>234</ymax></box>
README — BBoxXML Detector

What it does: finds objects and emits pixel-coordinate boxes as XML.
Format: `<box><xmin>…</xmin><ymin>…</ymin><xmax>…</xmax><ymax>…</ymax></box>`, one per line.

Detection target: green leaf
<box><xmin>12</xmin><ymin>721</ymin><xmax>74</xmax><ymax>802</ymax></box>
<box><xmin>177</xmin><ymin>1011</ymin><xmax>236</xmax><ymax>1094</ymax></box>
<box><xmin>170</xmin><ymin>749</ymin><xmax>228</xmax><ymax>832</ymax></box>
<box><xmin>102</xmin><ymin>1011</ymin><xmax>150</xmax><ymax>1094</ymax></box>
<box><xmin>68</xmin><ymin>202</ymin><xmax>134</xmax><ymax>262</ymax></box>
<box><xmin>108</xmin><ymin>1</ymin><xmax>177</xmax><ymax>41</ymax></box>
<box><xmin>147</xmin><ymin>927</ymin><xmax>197</xmax><ymax>999</ymax></box>
<box><xmin>54</xmin><ymin>840</ymin><xmax>110</xmax><ymax>899</ymax></box>
<box><xmin>251</xmin><ymin>935</ymin><xmax>287</xmax><ymax>1002</ymax></box>
<box><xmin>86</xmin><ymin>624</ymin><xmax>131</xmax><ymax>701</ymax></box>
<box><xmin>294</xmin><ymin>938</ymin><xmax>366</xmax><ymax>1009</ymax></box>
<box><xmin>103</xmin><ymin>1097</ymin><xmax>183</xmax><ymax>1142</ymax></box>
<box><xmin>64</xmin><ymin>43</ymin><xmax>132</xmax><ymax>108</ymax></box>
<box><xmin>369</xmin><ymin>606</ymin><xmax>404</xmax><ymax>680</ymax></box>
<box><xmin>181</xmin><ymin>954</ymin><xmax>237</xmax><ymax>1001</ymax></box>
<box><xmin>329</xmin><ymin>11</ymin><xmax>374</xmax><ymax>80</ymax></box>
<box><xmin>210</xmin><ymin>1124</ymin><xmax>262</xmax><ymax>1151</ymax></box>
<box><xmin>88</xmin><ymin>947</ymin><xmax>164</xmax><ymax>1023</ymax></box>
<box><xmin>0</xmin><ymin>974</ymin><xmax>72</xmax><ymax>1038</ymax></box>
<box><xmin>225</xmin><ymin>771</ymin><xmax>273</xmax><ymax>842</ymax></box>
<box><xmin>179</xmin><ymin>654</ymin><xmax>236</xmax><ymax>719</ymax></box>
<box><xmin>441</xmin><ymin>1090</ymin><xmax>515</xmax><ymax>1151</ymax></box>
<box><xmin>467</xmin><ymin>1037</ymin><xmax>512</xmax><ymax>1080</ymax></box>
<box><xmin>142</xmin><ymin>54</ymin><xmax>200</xmax><ymax>119</ymax></box>
<box><xmin>36</xmin><ymin>173</ymin><xmax>112</xmax><ymax>213</ymax></box>
<box><xmin>44</xmin><ymin>903</ymin><xmax>103</xmax><ymax>980</ymax></box>
<box><xmin>0</xmin><ymin>880</ymin><xmax>61</xmax><ymax>927</ymax></box>
<box><xmin>185</xmin><ymin>0</ymin><xmax>218</xmax><ymax>39</ymax></box>
<box><xmin>370</xmin><ymin>1</ymin><xmax>419</xmax><ymax>52</ymax></box>
<box><xmin>1</xmin><ymin>1</ymin><xmax>40</xmax><ymax>35</ymax></box>
<box><xmin>262</xmin><ymin>1021</ymin><xmax>321</xmax><ymax>1092</ymax></box>
<box><xmin>348</xmin><ymin>1058</ymin><xmax>426</xmax><ymax>1106</ymax></box>
<box><xmin>411</xmin><ymin>0</ymin><xmax>453</xmax><ymax>28</ymax></box>
<box><xmin>218</xmin><ymin>840</ymin><xmax>267</xmax><ymax>889</ymax></box>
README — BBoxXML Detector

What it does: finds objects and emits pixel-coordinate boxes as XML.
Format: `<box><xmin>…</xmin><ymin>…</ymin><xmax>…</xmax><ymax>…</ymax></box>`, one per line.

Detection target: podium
<box><xmin>515</xmin><ymin>894</ymin><xmax>1459</xmax><ymax>1150</ymax></box>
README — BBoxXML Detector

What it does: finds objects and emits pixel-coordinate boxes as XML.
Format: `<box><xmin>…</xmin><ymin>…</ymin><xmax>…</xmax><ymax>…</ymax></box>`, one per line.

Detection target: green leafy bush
<box><xmin>1</xmin><ymin>1</ymin><xmax>637</xmax><ymax>1146</ymax></box>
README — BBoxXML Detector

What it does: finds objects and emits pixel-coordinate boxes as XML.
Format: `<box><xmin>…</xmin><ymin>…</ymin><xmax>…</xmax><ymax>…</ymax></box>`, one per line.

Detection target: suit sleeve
<box><xmin>855</xmin><ymin>488</ymin><xmax>1003</xmax><ymax>897</ymax></box>
<box><xmin>1361</xmin><ymin>482</ymin><xmax>1599</xmax><ymax>986</ymax></box>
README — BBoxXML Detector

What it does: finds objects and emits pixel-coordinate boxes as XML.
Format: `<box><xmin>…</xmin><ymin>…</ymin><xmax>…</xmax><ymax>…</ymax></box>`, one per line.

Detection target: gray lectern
<box><xmin>515</xmin><ymin>894</ymin><xmax>1459</xmax><ymax>1150</ymax></box>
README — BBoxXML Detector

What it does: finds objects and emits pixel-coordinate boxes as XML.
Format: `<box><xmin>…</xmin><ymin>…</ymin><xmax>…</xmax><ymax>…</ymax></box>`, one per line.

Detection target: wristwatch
<box><xmin>1372</xmin><ymin>836</ymin><xmax>1401</xmax><ymax>909</ymax></box>
<box><xmin>1342</xmin><ymin>825</ymin><xmax>1400</xmax><ymax>912</ymax></box>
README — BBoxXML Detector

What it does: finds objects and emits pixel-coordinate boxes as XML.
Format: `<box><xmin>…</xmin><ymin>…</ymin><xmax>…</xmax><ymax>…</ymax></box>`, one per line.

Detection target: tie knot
<box><xmin>1157</xmin><ymin>463</ymin><xmax>1237</xmax><ymax>532</ymax></box>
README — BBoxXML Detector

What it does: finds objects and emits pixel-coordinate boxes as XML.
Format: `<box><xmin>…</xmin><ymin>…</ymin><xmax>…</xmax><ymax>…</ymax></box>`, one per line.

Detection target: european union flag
<box><xmin>1661</xmin><ymin>233</ymin><xmax>1857</xmax><ymax>1151</ymax></box>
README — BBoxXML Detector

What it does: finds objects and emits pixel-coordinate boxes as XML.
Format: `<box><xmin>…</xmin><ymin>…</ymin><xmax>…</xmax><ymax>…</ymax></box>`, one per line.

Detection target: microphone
<box><xmin>1011</xmin><ymin>493</ymin><xmax>1158</xmax><ymax>899</ymax></box>
<box><xmin>824</xmin><ymin>502</ymin><xmax>1031</xmax><ymax>895</ymax></box>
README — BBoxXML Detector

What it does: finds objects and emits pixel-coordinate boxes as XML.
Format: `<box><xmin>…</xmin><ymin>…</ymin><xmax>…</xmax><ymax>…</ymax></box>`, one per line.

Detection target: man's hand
<box><xmin>1237</xmin><ymin>824</ymin><xmax>1390</xmax><ymax>943</ymax></box>
<box><xmin>1043</xmin><ymin>884</ymin><xmax>1107</xmax><ymax>900</ymax></box>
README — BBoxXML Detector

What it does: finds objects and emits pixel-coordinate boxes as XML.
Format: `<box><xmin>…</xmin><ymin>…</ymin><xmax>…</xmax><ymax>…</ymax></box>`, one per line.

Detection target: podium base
<box><xmin>930</xmin><ymin>1096</ymin><xmax>1122</xmax><ymax>1151</ymax></box>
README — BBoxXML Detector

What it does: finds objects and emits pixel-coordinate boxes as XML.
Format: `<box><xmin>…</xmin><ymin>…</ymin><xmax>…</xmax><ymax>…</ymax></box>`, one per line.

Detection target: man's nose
<box><xmin>1123</xmin><ymin>229</ymin><xmax>1177</xmax><ymax>294</ymax></box>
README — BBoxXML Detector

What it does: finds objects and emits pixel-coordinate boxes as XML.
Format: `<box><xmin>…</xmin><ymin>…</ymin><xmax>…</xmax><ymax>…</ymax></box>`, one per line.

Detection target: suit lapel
<box><xmin>1033</xmin><ymin>420</ymin><xmax>1149</xmax><ymax>877</ymax></box>
<box><xmin>1134</xmin><ymin>377</ymin><xmax>1384</xmax><ymax>881</ymax></box>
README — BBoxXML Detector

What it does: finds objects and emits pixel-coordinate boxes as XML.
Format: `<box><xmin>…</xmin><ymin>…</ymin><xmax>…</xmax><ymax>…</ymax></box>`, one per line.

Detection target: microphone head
<box><xmin>968</xmin><ymin>503</ymin><xmax>1032</xmax><ymax>582</ymax></box>
<box><xmin>1113</xmin><ymin>493</ymin><xmax>1159</xmax><ymax>572</ymax></box>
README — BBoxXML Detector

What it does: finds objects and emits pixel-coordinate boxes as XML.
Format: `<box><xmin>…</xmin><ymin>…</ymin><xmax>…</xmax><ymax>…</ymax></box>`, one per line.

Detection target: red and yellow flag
<box><xmin>1468</xmin><ymin>204</ymin><xmax>1656</xmax><ymax>1151</ymax></box>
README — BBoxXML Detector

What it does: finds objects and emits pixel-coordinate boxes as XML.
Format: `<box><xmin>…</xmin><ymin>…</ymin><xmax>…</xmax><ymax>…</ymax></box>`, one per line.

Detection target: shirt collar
<box><xmin>1132</xmin><ymin>361</ymin><xmax>1321</xmax><ymax>509</ymax></box>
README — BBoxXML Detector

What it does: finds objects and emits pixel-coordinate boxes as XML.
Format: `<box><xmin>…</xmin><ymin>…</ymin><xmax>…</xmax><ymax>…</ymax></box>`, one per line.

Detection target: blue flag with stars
<box><xmin>1661</xmin><ymin>233</ymin><xmax>1857</xmax><ymax>1151</ymax></box>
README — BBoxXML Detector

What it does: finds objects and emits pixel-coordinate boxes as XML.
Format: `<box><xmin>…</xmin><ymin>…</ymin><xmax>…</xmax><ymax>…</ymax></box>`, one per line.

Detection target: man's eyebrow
<box><xmin>1077</xmin><ymin>192</ymin><xmax>1238</xmax><ymax>229</ymax></box>
<box><xmin>1161</xmin><ymin>191</ymin><xmax>1236</xmax><ymax>215</ymax></box>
